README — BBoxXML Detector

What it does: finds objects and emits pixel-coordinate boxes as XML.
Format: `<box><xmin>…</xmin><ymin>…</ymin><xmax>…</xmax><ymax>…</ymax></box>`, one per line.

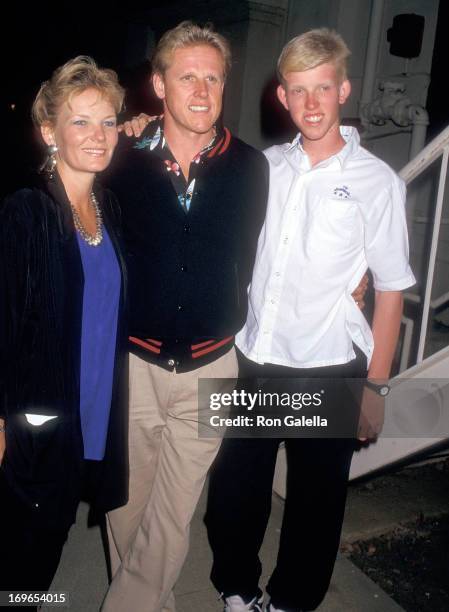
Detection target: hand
<box><xmin>118</xmin><ymin>113</ymin><xmax>160</xmax><ymax>137</ymax></box>
<box><xmin>352</xmin><ymin>273</ymin><xmax>369</xmax><ymax>310</ymax></box>
<box><xmin>357</xmin><ymin>386</ymin><xmax>385</xmax><ymax>442</ymax></box>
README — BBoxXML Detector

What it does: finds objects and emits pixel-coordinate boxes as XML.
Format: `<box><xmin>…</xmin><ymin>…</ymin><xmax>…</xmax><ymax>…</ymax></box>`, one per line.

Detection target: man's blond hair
<box><xmin>277</xmin><ymin>28</ymin><xmax>350</xmax><ymax>83</ymax></box>
<box><xmin>151</xmin><ymin>20</ymin><xmax>232</xmax><ymax>79</ymax></box>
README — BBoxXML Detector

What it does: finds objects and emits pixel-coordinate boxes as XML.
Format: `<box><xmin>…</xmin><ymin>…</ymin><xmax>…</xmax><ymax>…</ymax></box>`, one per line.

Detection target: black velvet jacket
<box><xmin>0</xmin><ymin>173</ymin><xmax>129</xmax><ymax>528</ymax></box>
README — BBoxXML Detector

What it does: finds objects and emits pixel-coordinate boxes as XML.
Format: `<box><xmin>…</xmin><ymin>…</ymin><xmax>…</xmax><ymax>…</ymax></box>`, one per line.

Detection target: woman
<box><xmin>0</xmin><ymin>56</ymin><xmax>128</xmax><ymax>598</ymax></box>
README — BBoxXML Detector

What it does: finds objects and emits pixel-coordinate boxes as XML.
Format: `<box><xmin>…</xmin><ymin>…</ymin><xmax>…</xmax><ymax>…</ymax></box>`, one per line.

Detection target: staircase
<box><xmin>350</xmin><ymin>123</ymin><xmax>449</xmax><ymax>478</ymax></box>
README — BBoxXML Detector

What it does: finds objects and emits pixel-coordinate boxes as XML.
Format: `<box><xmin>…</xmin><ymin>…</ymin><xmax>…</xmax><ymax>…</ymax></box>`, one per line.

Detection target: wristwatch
<box><xmin>364</xmin><ymin>380</ymin><xmax>390</xmax><ymax>397</ymax></box>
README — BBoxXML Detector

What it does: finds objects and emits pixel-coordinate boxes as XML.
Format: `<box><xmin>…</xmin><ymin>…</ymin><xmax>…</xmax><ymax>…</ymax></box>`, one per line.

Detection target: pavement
<box><xmin>341</xmin><ymin>456</ymin><xmax>449</xmax><ymax>545</ymax></box>
<box><xmin>42</xmin><ymin>455</ymin><xmax>449</xmax><ymax>612</ymax></box>
<box><xmin>41</xmin><ymin>453</ymin><xmax>449</xmax><ymax>612</ymax></box>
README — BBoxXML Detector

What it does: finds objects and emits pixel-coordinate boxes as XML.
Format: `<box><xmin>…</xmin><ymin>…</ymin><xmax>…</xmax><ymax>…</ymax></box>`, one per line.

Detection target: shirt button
<box><xmin>180</xmin><ymin>265</ymin><xmax>187</xmax><ymax>272</ymax></box>
<box><xmin>177</xmin><ymin>304</ymin><xmax>183</xmax><ymax>311</ymax></box>
<box><xmin>275</xmin><ymin>272</ymin><xmax>281</xmax><ymax>277</ymax></box>
<box><xmin>168</xmin><ymin>358</ymin><xmax>175</xmax><ymax>367</ymax></box>
<box><xmin>271</xmin><ymin>299</ymin><xmax>275</xmax><ymax>304</ymax></box>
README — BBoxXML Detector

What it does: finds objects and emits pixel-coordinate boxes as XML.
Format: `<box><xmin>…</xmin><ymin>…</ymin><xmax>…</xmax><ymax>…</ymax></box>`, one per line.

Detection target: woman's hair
<box><xmin>151</xmin><ymin>20</ymin><xmax>232</xmax><ymax>79</ymax></box>
<box><xmin>277</xmin><ymin>28</ymin><xmax>350</xmax><ymax>83</ymax></box>
<box><xmin>32</xmin><ymin>55</ymin><xmax>125</xmax><ymax>127</ymax></box>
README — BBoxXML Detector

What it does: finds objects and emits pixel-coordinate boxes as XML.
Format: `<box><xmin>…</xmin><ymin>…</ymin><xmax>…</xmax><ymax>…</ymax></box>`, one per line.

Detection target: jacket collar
<box><xmin>133</xmin><ymin>116</ymin><xmax>232</xmax><ymax>159</ymax></box>
<box><xmin>41</xmin><ymin>170</ymin><xmax>106</xmax><ymax>236</ymax></box>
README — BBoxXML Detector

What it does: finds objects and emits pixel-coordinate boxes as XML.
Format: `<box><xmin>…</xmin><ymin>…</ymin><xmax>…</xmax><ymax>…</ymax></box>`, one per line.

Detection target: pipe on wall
<box><xmin>409</xmin><ymin>105</ymin><xmax>429</xmax><ymax>158</ymax></box>
<box><xmin>359</xmin><ymin>0</ymin><xmax>386</xmax><ymax>118</ymax></box>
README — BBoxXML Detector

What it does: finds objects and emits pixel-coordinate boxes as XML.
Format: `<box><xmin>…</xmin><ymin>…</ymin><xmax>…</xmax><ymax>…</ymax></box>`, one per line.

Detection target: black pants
<box><xmin>0</xmin><ymin>460</ymin><xmax>103</xmax><ymax>609</ymax></box>
<box><xmin>205</xmin><ymin>349</ymin><xmax>366</xmax><ymax>612</ymax></box>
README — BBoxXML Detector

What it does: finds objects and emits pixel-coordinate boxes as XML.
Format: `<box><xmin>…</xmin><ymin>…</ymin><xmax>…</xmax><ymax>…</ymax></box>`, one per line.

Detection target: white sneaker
<box><xmin>224</xmin><ymin>594</ymin><xmax>264</xmax><ymax>611</ymax></box>
<box><xmin>265</xmin><ymin>600</ymin><xmax>287</xmax><ymax>612</ymax></box>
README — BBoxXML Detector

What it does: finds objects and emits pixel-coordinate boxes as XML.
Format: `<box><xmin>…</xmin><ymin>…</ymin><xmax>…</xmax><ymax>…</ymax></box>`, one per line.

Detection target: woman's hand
<box><xmin>118</xmin><ymin>113</ymin><xmax>160</xmax><ymax>137</ymax></box>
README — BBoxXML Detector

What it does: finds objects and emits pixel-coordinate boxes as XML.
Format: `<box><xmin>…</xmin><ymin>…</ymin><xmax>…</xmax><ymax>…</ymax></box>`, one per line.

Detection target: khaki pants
<box><xmin>102</xmin><ymin>348</ymin><xmax>238</xmax><ymax>612</ymax></box>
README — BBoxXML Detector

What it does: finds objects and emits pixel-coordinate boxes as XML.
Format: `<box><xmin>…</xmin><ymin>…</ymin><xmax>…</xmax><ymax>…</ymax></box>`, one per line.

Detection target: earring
<box><xmin>40</xmin><ymin>143</ymin><xmax>58</xmax><ymax>178</ymax></box>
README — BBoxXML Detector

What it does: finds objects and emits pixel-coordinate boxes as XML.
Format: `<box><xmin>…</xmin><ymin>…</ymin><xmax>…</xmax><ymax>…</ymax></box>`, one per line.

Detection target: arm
<box><xmin>368</xmin><ymin>290</ymin><xmax>403</xmax><ymax>379</ymax></box>
<box><xmin>0</xmin><ymin>190</ymin><xmax>36</xmax><ymax>460</ymax></box>
<box><xmin>0</xmin><ymin>202</ymin><xmax>8</xmax><ymax>464</ymax></box>
<box><xmin>0</xmin><ymin>419</ymin><xmax>4</xmax><ymax>464</ymax></box>
<box><xmin>357</xmin><ymin>175</ymin><xmax>414</xmax><ymax>440</ymax></box>
<box><xmin>357</xmin><ymin>290</ymin><xmax>403</xmax><ymax>441</ymax></box>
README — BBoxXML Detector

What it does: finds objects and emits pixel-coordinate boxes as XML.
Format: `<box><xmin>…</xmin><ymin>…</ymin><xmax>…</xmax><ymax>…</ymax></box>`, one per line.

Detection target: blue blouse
<box><xmin>77</xmin><ymin>226</ymin><xmax>121</xmax><ymax>460</ymax></box>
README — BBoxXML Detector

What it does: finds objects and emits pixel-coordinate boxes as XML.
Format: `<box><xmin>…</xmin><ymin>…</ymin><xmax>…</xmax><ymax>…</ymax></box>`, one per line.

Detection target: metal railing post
<box><xmin>416</xmin><ymin>147</ymin><xmax>449</xmax><ymax>363</ymax></box>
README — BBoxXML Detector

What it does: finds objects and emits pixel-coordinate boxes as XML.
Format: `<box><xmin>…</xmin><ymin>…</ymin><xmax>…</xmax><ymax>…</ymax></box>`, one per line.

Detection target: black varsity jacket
<box><xmin>105</xmin><ymin>124</ymin><xmax>269</xmax><ymax>371</ymax></box>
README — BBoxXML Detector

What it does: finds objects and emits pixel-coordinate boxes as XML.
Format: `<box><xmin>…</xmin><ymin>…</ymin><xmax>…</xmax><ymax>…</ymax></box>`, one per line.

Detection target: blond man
<box><xmin>205</xmin><ymin>29</ymin><xmax>415</xmax><ymax>612</ymax></box>
<box><xmin>101</xmin><ymin>21</ymin><xmax>268</xmax><ymax>612</ymax></box>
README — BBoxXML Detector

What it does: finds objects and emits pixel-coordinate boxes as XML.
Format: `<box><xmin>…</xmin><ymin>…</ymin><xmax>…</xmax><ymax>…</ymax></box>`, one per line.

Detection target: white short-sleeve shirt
<box><xmin>236</xmin><ymin>127</ymin><xmax>416</xmax><ymax>368</ymax></box>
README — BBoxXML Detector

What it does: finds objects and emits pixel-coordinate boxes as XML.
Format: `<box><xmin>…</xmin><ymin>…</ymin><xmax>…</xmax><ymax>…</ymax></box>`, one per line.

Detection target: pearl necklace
<box><xmin>70</xmin><ymin>192</ymin><xmax>103</xmax><ymax>246</ymax></box>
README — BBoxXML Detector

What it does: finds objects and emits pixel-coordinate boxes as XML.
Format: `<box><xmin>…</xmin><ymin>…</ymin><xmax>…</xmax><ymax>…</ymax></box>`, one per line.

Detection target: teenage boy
<box><xmin>205</xmin><ymin>28</ymin><xmax>415</xmax><ymax>612</ymax></box>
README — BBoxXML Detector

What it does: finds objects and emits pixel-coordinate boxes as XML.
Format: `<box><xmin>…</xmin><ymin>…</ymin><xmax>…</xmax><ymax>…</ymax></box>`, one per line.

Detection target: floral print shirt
<box><xmin>134</xmin><ymin>118</ymin><xmax>227</xmax><ymax>213</ymax></box>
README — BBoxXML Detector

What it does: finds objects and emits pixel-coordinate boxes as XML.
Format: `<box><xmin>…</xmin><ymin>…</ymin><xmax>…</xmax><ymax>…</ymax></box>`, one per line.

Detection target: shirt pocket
<box><xmin>304</xmin><ymin>196</ymin><xmax>358</xmax><ymax>258</ymax></box>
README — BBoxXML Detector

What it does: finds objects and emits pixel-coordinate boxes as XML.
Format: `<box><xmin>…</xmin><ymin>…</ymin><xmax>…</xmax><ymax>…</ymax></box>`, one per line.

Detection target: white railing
<box><xmin>400</xmin><ymin>124</ymin><xmax>449</xmax><ymax>183</ymax></box>
<box><xmin>399</xmin><ymin>125</ymin><xmax>449</xmax><ymax>368</ymax></box>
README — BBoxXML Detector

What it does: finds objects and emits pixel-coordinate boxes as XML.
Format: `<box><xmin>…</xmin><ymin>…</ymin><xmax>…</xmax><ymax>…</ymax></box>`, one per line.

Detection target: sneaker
<box><xmin>264</xmin><ymin>600</ymin><xmax>286</xmax><ymax>612</ymax></box>
<box><xmin>265</xmin><ymin>600</ymin><xmax>307</xmax><ymax>611</ymax></box>
<box><xmin>224</xmin><ymin>594</ymin><xmax>264</xmax><ymax>611</ymax></box>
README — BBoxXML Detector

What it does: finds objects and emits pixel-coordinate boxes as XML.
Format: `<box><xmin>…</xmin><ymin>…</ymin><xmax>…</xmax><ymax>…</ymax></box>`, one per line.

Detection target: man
<box><xmin>101</xmin><ymin>21</ymin><xmax>269</xmax><ymax>612</ymax></box>
<box><xmin>205</xmin><ymin>29</ymin><xmax>415</xmax><ymax>612</ymax></box>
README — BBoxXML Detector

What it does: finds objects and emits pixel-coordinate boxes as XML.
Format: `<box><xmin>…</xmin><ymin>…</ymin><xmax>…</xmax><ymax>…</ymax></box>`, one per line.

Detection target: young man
<box><xmin>101</xmin><ymin>22</ymin><xmax>269</xmax><ymax>612</ymax></box>
<box><xmin>205</xmin><ymin>29</ymin><xmax>416</xmax><ymax>612</ymax></box>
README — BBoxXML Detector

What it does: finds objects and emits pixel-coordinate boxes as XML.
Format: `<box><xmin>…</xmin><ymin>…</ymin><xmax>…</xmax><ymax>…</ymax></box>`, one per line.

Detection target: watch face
<box><xmin>379</xmin><ymin>386</ymin><xmax>390</xmax><ymax>396</ymax></box>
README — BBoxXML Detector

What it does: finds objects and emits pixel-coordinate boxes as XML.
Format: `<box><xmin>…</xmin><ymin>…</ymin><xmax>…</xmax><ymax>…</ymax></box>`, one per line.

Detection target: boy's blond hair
<box><xmin>277</xmin><ymin>28</ymin><xmax>350</xmax><ymax>83</ymax></box>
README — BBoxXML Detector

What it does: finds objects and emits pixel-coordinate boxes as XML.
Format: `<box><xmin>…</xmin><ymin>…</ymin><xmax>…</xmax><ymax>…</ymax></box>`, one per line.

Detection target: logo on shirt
<box><xmin>333</xmin><ymin>185</ymin><xmax>351</xmax><ymax>199</ymax></box>
<box><xmin>134</xmin><ymin>126</ymin><xmax>165</xmax><ymax>151</ymax></box>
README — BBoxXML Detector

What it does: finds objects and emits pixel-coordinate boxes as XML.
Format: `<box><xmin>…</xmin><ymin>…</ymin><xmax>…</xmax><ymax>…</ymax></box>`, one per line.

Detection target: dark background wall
<box><xmin>1</xmin><ymin>4</ymin><xmax>168</xmax><ymax>193</ymax></box>
<box><xmin>2</xmin><ymin>0</ymin><xmax>448</xmax><ymax>198</ymax></box>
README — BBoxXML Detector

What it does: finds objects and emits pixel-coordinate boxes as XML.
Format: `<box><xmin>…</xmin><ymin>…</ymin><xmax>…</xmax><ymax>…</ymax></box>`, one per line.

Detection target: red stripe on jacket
<box><xmin>192</xmin><ymin>336</ymin><xmax>234</xmax><ymax>358</ymax></box>
<box><xmin>129</xmin><ymin>336</ymin><xmax>161</xmax><ymax>354</ymax></box>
